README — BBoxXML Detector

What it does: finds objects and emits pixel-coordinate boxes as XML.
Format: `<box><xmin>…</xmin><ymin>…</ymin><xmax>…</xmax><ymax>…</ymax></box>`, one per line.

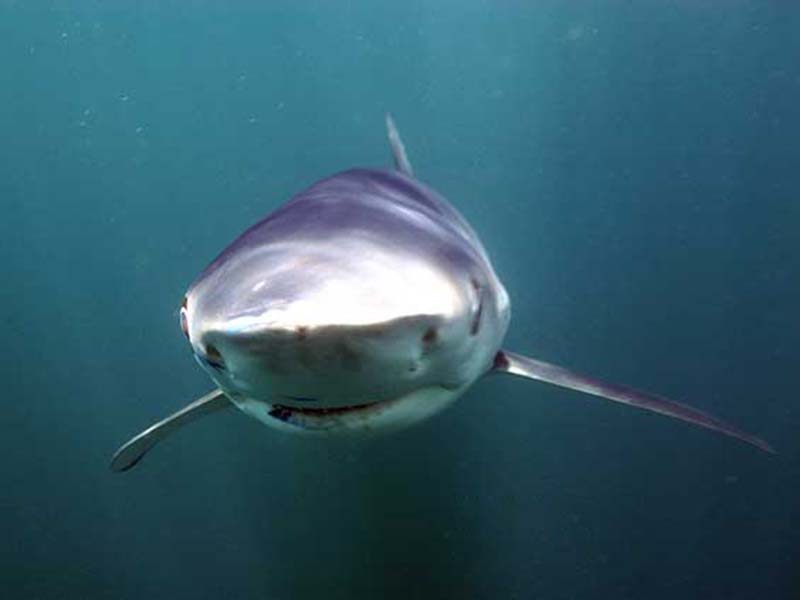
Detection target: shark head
<box><xmin>180</xmin><ymin>178</ymin><xmax>510</xmax><ymax>433</ymax></box>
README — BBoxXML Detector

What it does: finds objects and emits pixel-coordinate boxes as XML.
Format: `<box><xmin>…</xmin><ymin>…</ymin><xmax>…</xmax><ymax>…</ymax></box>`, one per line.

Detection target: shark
<box><xmin>110</xmin><ymin>115</ymin><xmax>772</xmax><ymax>472</ymax></box>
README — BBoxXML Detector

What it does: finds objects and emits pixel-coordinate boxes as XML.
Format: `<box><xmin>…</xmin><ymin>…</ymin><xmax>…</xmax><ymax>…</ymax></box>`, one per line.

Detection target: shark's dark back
<box><xmin>192</xmin><ymin>168</ymin><xmax>492</xmax><ymax>289</ymax></box>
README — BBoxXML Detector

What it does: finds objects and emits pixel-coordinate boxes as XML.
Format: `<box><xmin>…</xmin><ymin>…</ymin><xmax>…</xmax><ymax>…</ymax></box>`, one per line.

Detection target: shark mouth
<box><xmin>231</xmin><ymin>385</ymin><xmax>460</xmax><ymax>433</ymax></box>
<box><xmin>266</xmin><ymin>400</ymin><xmax>386</xmax><ymax>430</ymax></box>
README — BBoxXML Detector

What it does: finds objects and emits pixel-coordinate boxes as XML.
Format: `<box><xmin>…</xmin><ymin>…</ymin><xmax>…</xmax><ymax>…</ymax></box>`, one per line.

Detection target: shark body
<box><xmin>111</xmin><ymin>116</ymin><xmax>771</xmax><ymax>472</ymax></box>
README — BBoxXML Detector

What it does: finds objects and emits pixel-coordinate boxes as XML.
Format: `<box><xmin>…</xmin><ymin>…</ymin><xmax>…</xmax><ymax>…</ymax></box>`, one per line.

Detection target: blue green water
<box><xmin>2</xmin><ymin>2</ymin><xmax>798</xmax><ymax>598</ymax></box>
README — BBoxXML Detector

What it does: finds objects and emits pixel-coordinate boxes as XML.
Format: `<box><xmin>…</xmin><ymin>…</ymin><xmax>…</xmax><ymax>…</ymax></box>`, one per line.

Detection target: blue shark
<box><xmin>111</xmin><ymin>115</ymin><xmax>772</xmax><ymax>471</ymax></box>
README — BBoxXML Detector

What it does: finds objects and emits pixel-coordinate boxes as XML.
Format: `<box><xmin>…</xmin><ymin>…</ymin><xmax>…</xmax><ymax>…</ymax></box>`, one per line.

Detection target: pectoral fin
<box><xmin>492</xmin><ymin>350</ymin><xmax>774</xmax><ymax>453</ymax></box>
<box><xmin>110</xmin><ymin>389</ymin><xmax>232</xmax><ymax>472</ymax></box>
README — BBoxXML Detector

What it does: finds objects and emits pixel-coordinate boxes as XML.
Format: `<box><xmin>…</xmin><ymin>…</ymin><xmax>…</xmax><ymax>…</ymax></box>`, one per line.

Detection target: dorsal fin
<box><xmin>385</xmin><ymin>113</ymin><xmax>414</xmax><ymax>177</ymax></box>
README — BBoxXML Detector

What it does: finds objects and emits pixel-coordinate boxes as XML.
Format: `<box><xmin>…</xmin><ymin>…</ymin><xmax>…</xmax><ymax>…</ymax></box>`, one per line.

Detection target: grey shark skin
<box><xmin>111</xmin><ymin>115</ymin><xmax>772</xmax><ymax>472</ymax></box>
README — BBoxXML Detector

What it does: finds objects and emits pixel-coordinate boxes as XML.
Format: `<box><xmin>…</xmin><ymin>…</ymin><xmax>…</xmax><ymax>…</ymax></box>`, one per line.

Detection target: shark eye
<box><xmin>180</xmin><ymin>311</ymin><xmax>189</xmax><ymax>339</ymax></box>
<box><xmin>180</xmin><ymin>296</ymin><xmax>190</xmax><ymax>339</ymax></box>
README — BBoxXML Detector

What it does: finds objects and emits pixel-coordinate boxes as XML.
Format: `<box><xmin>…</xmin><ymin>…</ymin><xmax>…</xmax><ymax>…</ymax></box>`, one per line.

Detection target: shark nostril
<box><xmin>204</xmin><ymin>344</ymin><xmax>225</xmax><ymax>369</ymax></box>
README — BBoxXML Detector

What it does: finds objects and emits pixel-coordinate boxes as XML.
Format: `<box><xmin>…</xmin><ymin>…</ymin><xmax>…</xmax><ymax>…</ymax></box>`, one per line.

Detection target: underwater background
<box><xmin>1</xmin><ymin>2</ymin><xmax>798</xmax><ymax>598</ymax></box>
